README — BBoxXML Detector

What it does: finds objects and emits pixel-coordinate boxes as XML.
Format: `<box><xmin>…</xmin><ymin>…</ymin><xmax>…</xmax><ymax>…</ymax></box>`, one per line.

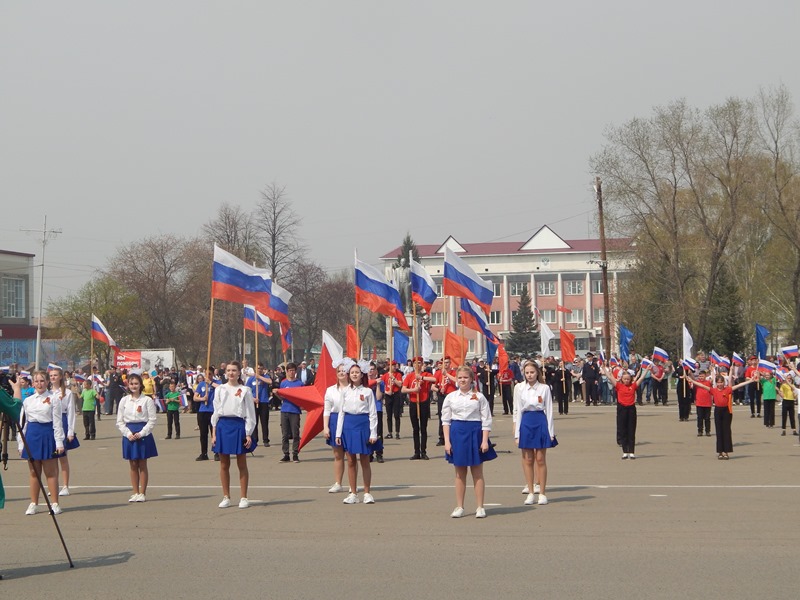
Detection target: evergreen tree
<box><xmin>392</xmin><ymin>232</ymin><xmax>420</xmax><ymax>268</ymax></box>
<box><xmin>704</xmin><ymin>266</ymin><xmax>745</xmax><ymax>354</ymax></box>
<box><xmin>506</xmin><ymin>285</ymin><xmax>540</xmax><ymax>355</ymax></box>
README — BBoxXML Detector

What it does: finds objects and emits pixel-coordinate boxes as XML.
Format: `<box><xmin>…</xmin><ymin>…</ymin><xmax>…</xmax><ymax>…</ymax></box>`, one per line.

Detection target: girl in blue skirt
<box><xmin>19</xmin><ymin>370</ymin><xmax>65</xmax><ymax>515</ymax></box>
<box><xmin>211</xmin><ymin>361</ymin><xmax>256</xmax><ymax>509</ymax></box>
<box><xmin>442</xmin><ymin>366</ymin><xmax>496</xmax><ymax>518</ymax></box>
<box><xmin>514</xmin><ymin>361</ymin><xmax>555</xmax><ymax>506</ymax></box>
<box><xmin>336</xmin><ymin>360</ymin><xmax>379</xmax><ymax>505</ymax></box>
<box><xmin>323</xmin><ymin>359</ymin><xmax>351</xmax><ymax>493</ymax></box>
<box><xmin>116</xmin><ymin>372</ymin><xmax>158</xmax><ymax>503</ymax></box>
<box><xmin>49</xmin><ymin>366</ymin><xmax>78</xmax><ymax>497</ymax></box>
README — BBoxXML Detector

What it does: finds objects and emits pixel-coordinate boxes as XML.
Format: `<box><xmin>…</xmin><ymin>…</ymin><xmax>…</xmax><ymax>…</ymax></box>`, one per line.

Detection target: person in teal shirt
<box><xmin>164</xmin><ymin>380</ymin><xmax>181</xmax><ymax>439</ymax></box>
<box><xmin>760</xmin><ymin>371</ymin><xmax>778</xmax><ymax>428</ymax></box>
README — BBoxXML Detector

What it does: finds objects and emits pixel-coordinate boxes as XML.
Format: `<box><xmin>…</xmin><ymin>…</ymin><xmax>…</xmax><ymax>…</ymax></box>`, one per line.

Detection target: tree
<box><xmin>392</xmin><ymin>233</ymin><xmax>420</xmax><ymax>267</ymax></box>
<box><xmin>506</xmin><ymin>286</ymin><xmax>539</xmax><ymax>355</ymax></box>
<box><xmin>202</xmin><ymin>202</ymin><xmax>263</xmax><ymax>264</ymax></box>
<box><xmin>256</xmin><ymin>183</ymin><xmax>306</xmax><ymax>281</ymax></box>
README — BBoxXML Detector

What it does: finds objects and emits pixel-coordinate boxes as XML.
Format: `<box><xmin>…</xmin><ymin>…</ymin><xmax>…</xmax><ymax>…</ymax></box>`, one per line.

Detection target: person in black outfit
<box><xmin>582</xmin><ymin>353</ymin><xmax>601</xmax><ymax>406</ymax></box>
<box><xmin>551</xmin><ymin>359</ymin><xmax>571</xmax><ymax>415</ymax></box>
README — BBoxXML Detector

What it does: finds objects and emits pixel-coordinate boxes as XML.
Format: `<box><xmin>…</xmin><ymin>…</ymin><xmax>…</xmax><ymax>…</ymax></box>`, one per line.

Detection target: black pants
<box><xmin>281</xmin><ymin>412</ymin><xmax>300</xmax><ymax>456</ymax></box>
<box><xmin>763</xmin><ymin>399</ymin><xmax>776</xmax><ymax>427</ymax></box>
<box><xmin>781</xmin><ymin>401</ymin><xmax>796</xmax><ymax>430</ymax></box>
<box><xmin>501</xmin><ymin>385</ymin><xmax>513</xmax><ymax>414</ymax></box>
<box><xmin>654</xmin><ymin>380</ymin><xmax>668</xmax><ymax>404</ymax></box>
<box><xmin>82</xmin><ymin>411</ymin><xmax>96</xmax><ymax>438</ymax></box>
<box><xmin>373</xmin><ymin>410</ymin><xmax>383</xmax><ymax>457</ymax></box>
<box><xmin>617</xmin><ymin>404</ymin><xmax>637</xmax><ymax>454</ymax></box>
<box><xmin>572</xmin><ymin>380</ymin><xmax>582</xmax><ymax>401</ymax></box>
<box><xmin>255</xmin><ymin>403</ymin><xmax>270</xmax><ymax>445</ymax></box>
<box><xmin>198</xmin><ymin>411</ymin><xmax>213</xmax><ymax>455</ymax></box>
<box><xmin>554</xmin><ymin>383</ymin><xmax>569</xmax><ymax>414</ymax></box>
<box><xmin>585</xmin><ymin>380</ymin><xmax>599</xmax><ymax>405</ymax></box>
<box><xmin>677</xmin><ymin>383</ymin><xmax>693</xmax><ymax>420</ymax></box>
<box><xmin>485</xmin><ymin>393</ymin><xmax>494</xmax><ymax>416</ymax></box>
<box><xmin>747</xmin><ymin>383</ymin><xmax>762</xmax><ymax>415</ymax></box>
<box><xmin>696</xmin><ymin>406</ymin><xmax>711</xmax><ymax>434</ymax></box>
<box><xmin>714</xmin><ymin>406</ymin><xmax>733</xmax><ymax>453</ymax></box>
<box><xmin>167</xmin><ymin>411</ymin><xmax>180</xmax><ymax>437</ymax></box>
<box><xmin>409</xmin><ymin>401</ymin><xmax>431</xmax><ymax>456</ymax></box>
<box><xmin>384</xmin><ymin>394</ymin><xmax>403</xmax><ymax>435</ymax></box>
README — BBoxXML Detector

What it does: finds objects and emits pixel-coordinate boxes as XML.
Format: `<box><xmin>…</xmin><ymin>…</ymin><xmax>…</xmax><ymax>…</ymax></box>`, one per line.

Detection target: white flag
<box><xmin>421</xmin><ymin>327</ymin><xmax>434</xmax><ymax>361</ymax></box>
<box><xmin>322</xmin><ymin>330</ymin><xmax>343</xmax><ymax>364</ymax></box>
<box><xmin>540</xmin><ymin>320</ymin><xmax>555</xmax><ymax>357</ymax></box>
<box><xmin>682</xmin><ymin>324</ymin><xmax>693</xmax><ymax>359</ymax></box>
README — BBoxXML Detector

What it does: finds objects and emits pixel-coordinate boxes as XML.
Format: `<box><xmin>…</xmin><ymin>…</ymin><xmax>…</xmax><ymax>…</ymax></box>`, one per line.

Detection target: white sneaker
<box><xmin>328</xmin><ymin>483</ymin><xmax>343</xmax><ymax>493</ymax></box>
<box><xmin>622</xmin><ymin>453</ymin><xmax>629</xmax><ymax>459</ymax></box>
<box><xmin>362</xmin><ymin>493</ymin><xmax>375</xmax><ymax>504</ymax></box>
<box><xmin>524</xmin><ymin>493</ymin><xmax>535</xmax><ymax>506</ymax></box>
<box><xmin>25</xmin><ymin>502</ymin><xmax>37</xmax><ymax>515</ymax></box>
<box><xmin>450</xmin><ymin>507</ymin><xmax>465</xmax><ymax>518</ymax></box>
<box><xmin>128</xmin><ymin>494</ymin><xmax>140</xmax><ymax>502</ymax></box>
<box><xmin>238</xmin><ymin>497</ymin><xmax>249</xmax><ymax>509</ymax></box>
<box><xmin>537</xmin><ymin>494</ymin><xmax>548</xmax><ymax>505</ymax></box>
<box><xmin>533</xmin><ymin>484</ymin><xmax>541</xmax><ymax>494</ymax></box>
<box><xmin>475</xmin><ymin>507</ymin><xmax>486</xmax><ymax>518</ymax></box>
<box><xmin>218</xmin><ymin>496</ymin><xmax>231</xmax><ymax>508</ymax></box>
<box><xmin>629</xmin><ymin>454</ymin><xmax>636</xmax><ymax>460</ymax></box>
<box><xmin>136</xmin><ymin>494</ymin><xmax>146</xmax><ymax>503</ymax></box>
<box><xmin>343</xmin><ymin>493</ymin><xmax>360</xmax><ymax>504</ymax></box>
<box><xmin>59</xmin><ymin>486</ymin><xmax>70</xmax><ymax>497</ymax></box>
<box><xmin>521</xmin><ymin>485</ymin><xmax>530</xmax><ymax>494</ymax></box>
<box><xmin>51</xmin><ymin>503</ymin><xmax>62</xmax><ymax>515</ymax></box>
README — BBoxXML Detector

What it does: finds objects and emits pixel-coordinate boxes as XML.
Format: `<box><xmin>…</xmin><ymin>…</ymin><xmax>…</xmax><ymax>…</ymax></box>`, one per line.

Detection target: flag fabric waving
<box><xmin>459</xmin><ymin>298</ymin><xmax>498</xmax><ymax>343</ymax></box>
<box><xmin>710</xmin><ymin>350</ymin><xmax>723</xmax><ymax>366</ymax></box>
<box><xmin>732</xmin><ymin>352</ymin><xmax>745</xmax><ymax>366</ymax></box>
<box><xmin>755</xmin><ymin>324</ymin><xmax>770</xmax><ymax>359</ymax></box>
<box><xmin>556</xmin><ymin>304</ymin><xmax>572</xmax><ymax>314</ymax></box>
<box><xmin>421</xmin><ymin>327</ymin><xmax>434</xmax><ymax>361</ymax></box>
<box><xmin>263</xmin><ymin>280</ymin><xmax>292</xmax><ymax>326</ymax></box>
<box><xmin>540</xmin><ymin>319</ymin><xmax>555</xmax><ymax>358</ymax></box>
<box><xmin>619</xmin><ymin>325</ymin><xmax>634</xmax><ymax>362</ymax></box>
<box><xmin>355</xmin><ymin>254</ymin><xmax>410</xmax><ymax>330</ymax></box>
<box><xmin>682</xmin><ymin>357</ymin><xmax>698</xmax><ymax>371</ymax></box>
<box><xmin>393</xmin><ymin>330</ymin><xmax>410</xmax><ymax>365</ymax></box>
<box><xmin>244</xmin><ymin>305</ymin><xmax>272</xmax><ymax>336</ymax></box>
<box><xmin>442</xmin><ymin>247</ymin><xmax>493</xmax><ymax>314</ymax></box>
<box><xmin>682</xmin><ymin>324</ymin><xmax>693</xmax><ymax>360</ymax></box>
<box><xmin>346</xmin><ymin>324</ymin><xmax>360</xmax><ymax>359</ymax></box>
<box><xmin>560</xmin><ymin>328</ymin><xmax>576</xmax><ymax>363</ymax></box>
<box><xmin>780</xmin><ymin>344</ymin><xmax>799</xmax><ymax>358</ymax></box>
<box><xmin>718</xmin><ymin>355</ymin><xmax>731</xmax><ymax>369</ymax></box>
<box><xmin>91</xmin><ymin>314</ymin><xmax>119</xmax><ymax>351</ymax></box>
<box><xmin>758</xmin><ymin>358</ymin><xmax>776</xmax><ymax>374</ymax></box>
<box><xmin>497</xmin><ymin>343</ymin><xmax>509</xmax><ymax>373</ymax></box>
<box><xmin>653</xmin><ymin>346</ymin><xmax>669</xmax><ymax>361</ymax></box>
<box><xmin>410</xmin><ymin>257</ymin><xmax>437</xmax><ymax>314</ymax></box>
<box><xmin>444</xmin><ymin>330</ymin><xmax>467</xmax><ymax>367</ymax></box>
<box><xmin>279</xmin><ymin>323</ymin><xmax>292</xmax><ymax>354</ymax></box>
<box><xmin>212</xmin><ymin>244</ymin><xmax>271</xmax><ymax>310</ymax></box>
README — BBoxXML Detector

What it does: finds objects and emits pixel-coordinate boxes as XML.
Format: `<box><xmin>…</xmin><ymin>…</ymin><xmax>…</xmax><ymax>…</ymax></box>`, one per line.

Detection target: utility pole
<box><xmin>21</xmin><ymin>215</ymin><xmax>62</xmax><ymax>370</ymax></box>
<box><xmin>595</xmin><ymin>178</ymin><xmax>612</xmax><ymax>355</ymax></box>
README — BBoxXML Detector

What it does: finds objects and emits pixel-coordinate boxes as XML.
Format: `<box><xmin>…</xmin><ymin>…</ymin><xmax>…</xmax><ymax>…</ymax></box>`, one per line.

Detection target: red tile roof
<box><xmin>381</xmin><ymin>238</ymin><xmax>631</xmax><ymax>260</ymax></box>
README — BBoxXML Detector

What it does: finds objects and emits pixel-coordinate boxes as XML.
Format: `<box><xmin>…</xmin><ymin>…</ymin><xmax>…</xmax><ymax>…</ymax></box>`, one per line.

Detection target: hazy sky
<box><xmin>2</xmin><ymin>1</ymin><xmax>798</xmax><ymax>309</ymax></box>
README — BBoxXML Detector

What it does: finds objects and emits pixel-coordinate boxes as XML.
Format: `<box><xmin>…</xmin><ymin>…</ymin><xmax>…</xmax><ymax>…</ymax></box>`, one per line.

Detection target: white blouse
<box><xmin>323</xmin><ymin>384</ymin><xmax>347</xmax><ymax>417</ymax></box>
<box><xmin>116</xmin><ymin>394</ymin><xmax>158</xmax><ymax>438</ymax></box>
<box><xmin>335</xmin><ymin>385</ymin><xmax>377</xmax><ymax>440</ymax></box>
<box><xmin>513</xmin><ymin>381</ymin><xmax>554</xmax><ymax>440</ymax></box>
<box><xmin>441</xmin><ymin>389</ymin><xmax>492</xmax><ymax>430</ymax></box>
<box><xmin>52</xmin><ymin>388</ymin><xmax>76</xmax><ymax>438</ymax></box>
<box><xmin>211</xmin><ymin>384</ymin><xmax>256</xmax><ymax>436</ymax></box>
<box><xmin>19</xmin><ymin>391</ymin><xmax>65</xmax><ymax>450</ymax></box>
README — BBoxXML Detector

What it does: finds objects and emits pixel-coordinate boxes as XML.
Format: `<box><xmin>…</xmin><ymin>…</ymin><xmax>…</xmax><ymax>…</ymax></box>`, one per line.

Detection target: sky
<box><xmin>2</xmin><ymin>1</ymin><xmax>798</xmax><ymax>311</ymax></box>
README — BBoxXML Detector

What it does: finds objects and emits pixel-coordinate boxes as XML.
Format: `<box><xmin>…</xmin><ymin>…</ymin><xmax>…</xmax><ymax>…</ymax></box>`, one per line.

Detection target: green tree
<box><xmin>704</xmin><ymin>266</ymin><xmax>745</xmax><ymax>354</ymax></box>
<box><xmin>392</xmin><ymin>233</ymin><xmax>420</xmax><ymax>267</ymax></box>
<box><xmin>506</xmin><ymin>286</ymin><xmax>539</xmax><ymax>355</ymax></box>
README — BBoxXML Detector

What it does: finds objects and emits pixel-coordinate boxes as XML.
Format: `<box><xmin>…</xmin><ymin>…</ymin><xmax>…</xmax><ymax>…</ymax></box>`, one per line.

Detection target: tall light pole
<box><xmin>21</xmin><ymin>215</ymin><xmax>62</xmax><ymax>370</ymax></box>
<box><xmin>595</xmin><ymin>177</ymin><xmax>612</xmax><ymax>354</ymax></box>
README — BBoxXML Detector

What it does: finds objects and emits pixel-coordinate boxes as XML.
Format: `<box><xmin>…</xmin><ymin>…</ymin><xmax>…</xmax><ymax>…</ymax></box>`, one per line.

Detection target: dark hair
<box><xmin>127</xmin><ymin>372</ymin><xmax>144</xmax><ymax>390</ymax></box>
<box><xmin>286</xmin><ymin>362</ymin><xmax>297</xmax><ymax>370</ymax></box>
<box><xmin>227</xmin><ymin>361</ymin><xmax>244</xmax><ymax>385</ymax></box>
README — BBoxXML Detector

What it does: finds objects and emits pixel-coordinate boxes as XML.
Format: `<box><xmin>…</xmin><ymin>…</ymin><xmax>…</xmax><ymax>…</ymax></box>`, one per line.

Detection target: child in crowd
<box><xmin>164</xmin><ymin>380</ymin><xmax>181</xmax><ymax>439</ymax></box>
<box><xmin>80</xmin><ymin>378</ymin><xmax>98</xmax><ymax>440</ymax></box>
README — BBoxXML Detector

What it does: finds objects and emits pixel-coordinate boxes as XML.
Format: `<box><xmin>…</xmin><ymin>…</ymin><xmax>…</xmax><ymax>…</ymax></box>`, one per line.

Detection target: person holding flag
<box><xmin>381</xmin><ymin>361</ymin><xmax>404</xmax><ymax>439</ymax></box>
<box><xmin>401</xmin><ymin>356</ymin><xmax>437</xmax><ymax>460</ymax></box>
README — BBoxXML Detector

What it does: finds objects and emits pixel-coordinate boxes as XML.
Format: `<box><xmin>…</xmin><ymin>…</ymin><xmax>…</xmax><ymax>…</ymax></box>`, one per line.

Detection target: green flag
<box><xmin>0</xmin><ymin>387</ymin><xmax>23</xmax><ymax>509</ymax></box>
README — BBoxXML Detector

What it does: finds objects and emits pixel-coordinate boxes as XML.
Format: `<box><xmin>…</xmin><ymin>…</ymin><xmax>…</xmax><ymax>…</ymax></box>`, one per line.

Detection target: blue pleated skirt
<box><xmin>122</xmin><ymin>422</ymin><xmax>158</xmax><ymax>460</ymax></box>
<box><xmin>518</xmin><ymin>410</ymin><xmax>555</xmax><ymax>449</ymax></box>
<box><xmin>445</xmin><ymin>420</ymin><xmax>497</xmax><ymax>466</ymax></box>
<box><xmin>340</xmin><ymin>413</ymin><xmax>382</xmax><ymax>455</ymax></box>
<box><xmin>22</xmin><ymin>421</ymin><xmax>57</xmax><ymax>461</ymax></box>
<box><xmin>62</xmin><ymin>413</ymin><xmax>81</xmax><ymax>451</ymax></box>
<box><xmin>326</xmin><ymin>412</ymin><xmax>342</xmax><ymax>448</ymax></box>
<box><xmin>213</xmin><ymin>416</ymin><xmax>257</xmax><ymax>455</ymax></box>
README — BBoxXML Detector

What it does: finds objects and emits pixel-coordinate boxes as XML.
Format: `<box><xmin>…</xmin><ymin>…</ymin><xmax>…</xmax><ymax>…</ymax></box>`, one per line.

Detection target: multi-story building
<box><xmin>0</xmin><ymin>249</ymin><xmax>37</xmax><ymax>366</ymax></box>
<box><xmin>380</xmin><ymin>225</ymin><xmax>632</xmax><ymax>359</ymax></box>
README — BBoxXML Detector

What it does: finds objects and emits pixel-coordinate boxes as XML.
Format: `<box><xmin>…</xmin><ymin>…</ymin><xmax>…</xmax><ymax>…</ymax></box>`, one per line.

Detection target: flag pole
<box><xmin>206</xmin><ymin>298</ymin><xmax>215</xmax><ymax>372</ymax></box>
<box><xmin>410</xmin><ymin>250</ymin><xmax>418</xmax><ymax>361</ymax></box>
<box><xmin>254</xmin><ymin>319</ymin><xmax>259</xmax><ymax>402</ymax></box>
<box><xmin>242</xmin><ymin>317</ymin><xmax>247</xmax><ymax>363</ymax></box>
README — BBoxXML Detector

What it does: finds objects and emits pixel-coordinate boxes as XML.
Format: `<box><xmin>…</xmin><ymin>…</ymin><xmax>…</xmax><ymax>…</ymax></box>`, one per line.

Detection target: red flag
<box><xmin>444</xmin><ymin>330</ymin><xmax>467</xmax><ymax>367</ymax></box>
<box><xmin>346</xmin><ymin>324</ymin><xmax>360</xmax><ymax>358</ymax></box>
<box><xmin>556</xmin><ymin>304</ymin><xmax>572</xmax><ymax>314</ymax></box>
<box><xmin>372</xmin><ymin>346</ymin><xmax>377</xmax><ymax>360</ymax></box>
<box><xmin>498</xmin><ymin>343</ymin><xmax>509</xmax><ymax>373</ymax></box>
<box><xmin>560</xmin><ymin>328</ymin><xmax>576</xmax><ymax>362</ymax></box>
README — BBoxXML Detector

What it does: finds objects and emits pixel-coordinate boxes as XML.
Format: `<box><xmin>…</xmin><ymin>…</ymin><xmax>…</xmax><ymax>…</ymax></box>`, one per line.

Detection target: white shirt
<box><xmin>211</xmin><ymin>384</ymin><xmax>256</xmax><ymax>436</ymax></box>
<box><xmin>52</xmin><ymin>387</ymin><xmax>76</xmax><ymax>438</ymax></box>
<box><xmin>513</xmin><ymin>381</ymin><xmax>554</xmax><ymax>440</ymax></box>
<box><xmin>335</xmin><ymin>385</ymin><xmax>377</xmax><ymax>439</ymax></box>
<box><xmin>116</xmin><ymin>394</ymin><xmax>158</xmax><ymax>438</ymax></box>
<box><xmin>441</xmin><ymin>389</ymin><xmax>492</xmax><ymax>430</ymax></box>
<box><xmin>323</xmin><ymin>384</ymin><xmax>347</xmax><ymax>417</ymax></box>
<box><xmin>19</xmin><ymin>391</ymin><xmax>65</xmax><ymax>450</ymax></box>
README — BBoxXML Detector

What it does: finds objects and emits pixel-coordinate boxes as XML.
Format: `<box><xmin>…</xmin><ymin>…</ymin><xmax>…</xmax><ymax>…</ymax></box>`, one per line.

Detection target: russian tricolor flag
<box><xmin>410</xmin><ymin>257</ymin><xmax>437</xmax><ymax>314</ymax></box>
<box><xmin>653</xmin><ymin>346</ymin><xmax>669</xmax><ymax>361</ymax></box>
<box><xmin>732</xmin><ymin>352</ymin><xmax>745</xmax><ymax>366</ymax></box>
<box><xmin>264</xmin><ymin>280</ymin><xmax>292</xmax><ymax>326</ymax></box>
<box><xmin>780</xmin><ymin>344</ymin><xmax>799</xmax><ymax>358</ymax></box>
<box><xmin>280</xmin><ymin>323</ymin><xmax>293</xmax><ymax>354</ymax></box>
<box><xmin>91</xmin><ymin>314</ymin><xmax>119</xmax><ymax>351</ymax></box>
<box><xmin>442</xmin><ymin>247</ymin><xmax>493</xmax><ymax>314</ymax></box>
<box><xmin>718</xmin><ymin>355</ymin><xmax>731</xmax><ymax>369</ymax></box>
<box><xmin>211</xmin><ymin>244</ymin><xmax>272</xmax><ymax>311</ymax></box>
<box><xmin>758</xmin><ymin>358</ymin><xmax>776</xmax><ymax>374</ymax></box>
<box><xmin>73</xmin><ymin>373</ymin><xmax>87</xmax><ymax>382</ymax></box>
<box><xmin>180</xmin><ymin>392</ymin><xmax>190</xmax><ymax>408</ymax></box>
<box><xmin>459</xmin><ymin>298</ymin><xmax>498</xmax><ymax>344</ymax></box>
<box><xmin>709</xmin><ymin>350</ymin><xmax>723</xmax><ymax>366</ymax></box>
<box><xmin>682</xmin><ymin>357</ymin><xmax>698</xmax><ymax>371</ymax></box>
<box><xmin>355</xmin><ymin>253</ymin><xmax>409</xmax><ymax>330</ymax></box>
<box><xmin>640</xmin><ymin>357</ymin><xmax>654</xmax><ymax>369</ymax></box>
<box><xmin>609</xmin><ymin>356</ymin><xmax>619</xmax><ymax>367</ymax></box>
<box><xmin>244</xmin><ymin>305</ymin><xmax>272</xmax><ymax>336</ymax></box>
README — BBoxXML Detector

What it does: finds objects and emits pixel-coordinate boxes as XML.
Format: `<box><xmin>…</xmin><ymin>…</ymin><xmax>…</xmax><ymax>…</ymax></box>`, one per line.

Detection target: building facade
<box><xmin>0</xmin><ymin>249</ymin><xmax>37</xmax><ymax>366</ymax></box>
<box><xmin>380</xmin><ymin>226</ymin><xmax>631</xmax><ymax>359</ymax></box>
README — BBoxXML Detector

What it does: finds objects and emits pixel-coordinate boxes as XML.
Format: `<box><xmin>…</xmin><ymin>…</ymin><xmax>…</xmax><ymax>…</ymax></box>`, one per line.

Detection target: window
<box><xmin>436</xmin><ymin>284</ymin><xmax>443</xmax><ymax>298</ymax></box>
<box><xmin>511</xmin><ymin>310</ymin><xmax>518</xmax><ymax>322</ymax></box>
<box><xmin>593</xmin><ymin>308</ymin><xmax>605</xmax><ymax>322</ymax></box>
<box><xmin>565</xmin><ymin>280</ymin><xmax>584</xmax><ymax>295</ymax></box>
<box><xmin>565</xmin><ymin>309</ymin><xmax>585</xmax><ymax>324</ymax></box>
<box><xmin>492</xmin><ymin>282</ymin><xmax>502</xmax><ymax>297</ymax></box>
<box><xmin>576</xmin><ymin>338</ymin><xmax>589</xmax><ymax>351</ymax></box>
<box><xmin>430</xmin><ymin>312</ymin><xmax>445</xmax><ymax>326</ymax></box>
<box><xmin>537</xmin><ymin>281</ymin><xmax>556</xmax><ymax>296</ymax></box>
<box><xmin>432</xmin><ymin>340</ymin><xmax>443</xmax><ymax>355</ymax></box>
<box><xmin>539</xmin><ymin>309</ymin><xmax>556</xmax><ymax>323</ymax></box>
<box><xmin>2</xmin><ymin>277</ymin><xmax>25</xmax><ymax>318</ymax></box>
<box><xmin>467</xmin><ymin>340</ymin><xmax>475</xmax><ymax>354</ymax></box>
<box><xmin>591</xmin><ymin>279</ymin><xmax>604</xmax><ymax>294</ymax></box>
<box><xmin>488</xmin><ymin>311</ymin><xmax>502</xmax><ymax>325</ymax></box>
<box><xmin>509</xmin><ymin>281</ymin><xmax>528</xmax><ymax>297</ymax></box>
